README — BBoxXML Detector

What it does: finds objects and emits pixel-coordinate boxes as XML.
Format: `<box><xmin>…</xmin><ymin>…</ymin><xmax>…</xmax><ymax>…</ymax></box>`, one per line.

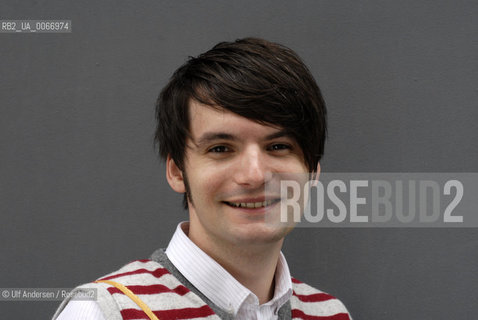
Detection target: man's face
<box><xmin>167</xmin><ymin>99</ymin><xmax>312</xmax><ymax>251</ymax></box>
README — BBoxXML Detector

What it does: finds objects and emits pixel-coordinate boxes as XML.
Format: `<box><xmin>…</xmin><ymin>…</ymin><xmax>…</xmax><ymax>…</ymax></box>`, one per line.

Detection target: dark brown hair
<box><xmin>155</xmin><ymin>38</ymin><xmax>327</xmax><ymax>206</ymax></box>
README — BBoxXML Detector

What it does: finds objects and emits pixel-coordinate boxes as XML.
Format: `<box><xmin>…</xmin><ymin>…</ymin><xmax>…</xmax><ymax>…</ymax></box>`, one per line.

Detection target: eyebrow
<box><xmin>264</xmin><ymin>130</ymin><xmax>291</xmax><ymax>140</ymax></box>
<box><xmin>194</xmin><ymin>129</ymin><xmax>292</xmax><ymax>147</ymax></box>
<box><xmin>195</xmin><ymin>132</ymin><xmax>237</xmax><ymax>147</ymax></box>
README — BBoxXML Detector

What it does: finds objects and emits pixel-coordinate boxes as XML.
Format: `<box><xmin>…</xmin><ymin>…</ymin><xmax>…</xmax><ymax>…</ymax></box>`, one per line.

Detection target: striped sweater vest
<box><xmin>54</xmin><ymin>250</ymin><xmax>351</xmax><ymax>320</ymax></box>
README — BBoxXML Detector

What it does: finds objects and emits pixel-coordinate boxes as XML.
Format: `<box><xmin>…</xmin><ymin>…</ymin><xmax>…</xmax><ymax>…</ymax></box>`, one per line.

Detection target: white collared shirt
<box><xmin>166</xmin><ymin>222</ymin><xmax>292</xmax><ymax>320</ymax></box>
<box><xmin>56</xmin><ymin>222</ymin><xmax>292</xmax><ymax>320</ymax></box>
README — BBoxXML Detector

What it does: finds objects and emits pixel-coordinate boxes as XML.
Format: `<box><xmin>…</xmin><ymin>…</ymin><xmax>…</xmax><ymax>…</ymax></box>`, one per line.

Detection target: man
<box><xmin>53</xmin><ymin>38</ymin><xmax>351</xmax><ymax>320</ymax></box>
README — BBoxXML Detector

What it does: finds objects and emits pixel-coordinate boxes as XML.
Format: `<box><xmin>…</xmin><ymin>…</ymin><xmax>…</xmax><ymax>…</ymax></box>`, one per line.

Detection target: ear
<box><xmin>166</xmin><ymin>155</ymin><xmax>186</xmax><ymax>193</ymax></box>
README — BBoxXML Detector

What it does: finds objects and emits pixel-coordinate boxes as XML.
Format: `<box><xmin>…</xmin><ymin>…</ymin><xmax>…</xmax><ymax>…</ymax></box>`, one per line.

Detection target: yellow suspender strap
<box><xmin>95</xmin><ymin>279</ymin><xmax>159</xmax><ymax>320</ymax></box>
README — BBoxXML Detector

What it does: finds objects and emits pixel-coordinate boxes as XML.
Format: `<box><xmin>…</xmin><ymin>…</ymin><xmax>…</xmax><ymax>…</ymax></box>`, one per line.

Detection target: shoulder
<box><xmin>290</xmin><ymin>277</ymin><xmax>352</xmax><ymax>320</ymax></box>
<box><xmin>52</xmin><ymin>260</ymin><xmax>163</xmax><ymax>320</ymax></box>
<box><xmin>96</xmin><ymin>259</ymin><xmax>171</xmax><ymax>284</ymax></box>
<box><xmin>53</xmin><ymin>259</ymin><xmax>219</xmax><ymax>320</ymax></box>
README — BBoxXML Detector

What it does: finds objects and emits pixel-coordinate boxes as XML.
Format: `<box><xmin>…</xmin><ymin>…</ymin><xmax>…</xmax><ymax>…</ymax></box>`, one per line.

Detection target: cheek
<box><xmin>274</xmin><ymin>158</ymin><xmax>308</xmax><ymax>173</ymax></box>
<box><xmin>205</xmin><ymin>171</ymin><xmax>229</xmax><ymax>194</ymax></box>
<box><xmin>189</xmin><ymin>168</ymin><xmax>228</xmax><ymax>200</ymax></box>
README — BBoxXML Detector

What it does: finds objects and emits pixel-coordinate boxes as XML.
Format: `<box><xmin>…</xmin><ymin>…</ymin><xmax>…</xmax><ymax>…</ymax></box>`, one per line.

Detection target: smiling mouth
<box><xmin>223</xmin><ymin>199</ymin><xmax>280</xmax><ymax>209</ymax></box>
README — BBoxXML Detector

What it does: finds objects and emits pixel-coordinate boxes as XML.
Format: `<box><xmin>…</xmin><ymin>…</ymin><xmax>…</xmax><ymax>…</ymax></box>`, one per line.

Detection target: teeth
<box><xmin>228</xmin><ymin>200</ymin><xmax>274</xmax><ymax>208</ymax></box>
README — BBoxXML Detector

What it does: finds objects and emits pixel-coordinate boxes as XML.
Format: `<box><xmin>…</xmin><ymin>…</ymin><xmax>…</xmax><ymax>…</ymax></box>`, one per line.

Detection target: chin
<box><xmin>228</xmin><ymin>224</ymin><xmax>293</xmax><ymax>245</ymax></box>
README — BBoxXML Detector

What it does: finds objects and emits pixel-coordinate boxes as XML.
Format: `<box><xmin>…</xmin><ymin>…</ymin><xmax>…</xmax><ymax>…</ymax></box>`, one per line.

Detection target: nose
<box><xmin>233</xmin><ymin>146</ymin><xmax>269</xmax><ymax>188</ymax></box>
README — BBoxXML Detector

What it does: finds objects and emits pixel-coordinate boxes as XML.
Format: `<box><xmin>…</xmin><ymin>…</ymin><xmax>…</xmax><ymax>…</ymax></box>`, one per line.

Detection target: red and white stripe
<box><xmin>92</xmin><ymin>261</ymin><xmax>350</xmax><ymax>320</ymax></box>
<box><xmin>56</xmin><ymin>259</ymin><xmax>350</xmax><ymax>320</ymax></box>
<box><xmin>290</xmin><ymin>278</ymin><xmax>351</xmax><ymax>320</ymax></box>
<box><xmin>95</xmin><ymin>260</ymin><xmax>220</xmax><ymax>320</ymax></box>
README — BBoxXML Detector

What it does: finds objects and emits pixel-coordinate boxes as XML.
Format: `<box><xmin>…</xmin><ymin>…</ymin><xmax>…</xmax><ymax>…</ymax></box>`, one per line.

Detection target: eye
<box><xmin>208</xmin><ymin>145</ymin><xmax>230</xmax><ymax>153</ymax></box>
<box><xmin>268</xmin><ymin>143</ymin><xmax>292</xmax><ymax>151</ymax></box>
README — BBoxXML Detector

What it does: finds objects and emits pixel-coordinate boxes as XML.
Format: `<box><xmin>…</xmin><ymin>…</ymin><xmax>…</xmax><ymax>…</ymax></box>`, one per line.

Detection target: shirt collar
<box><xmin>165</xmin><ymin>222</ymin><xmax>292</xmax><ymax>316</ymax></box>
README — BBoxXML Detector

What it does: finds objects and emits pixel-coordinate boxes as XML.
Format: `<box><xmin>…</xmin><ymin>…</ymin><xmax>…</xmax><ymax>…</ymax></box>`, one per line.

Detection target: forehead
<box><xmin>187</xmin><ymin>99</ymin><xmax>283</xmax><ymax>138</ymax></box>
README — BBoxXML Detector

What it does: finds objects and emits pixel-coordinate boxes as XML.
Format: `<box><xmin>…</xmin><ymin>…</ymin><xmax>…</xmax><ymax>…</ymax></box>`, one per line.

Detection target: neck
<box><xmin>218</xmin><ymin>240</ymin><xmax>283</xmax><ymax>304</ymax></box>
<box><xmin>186</xmin><ymin>223</ymin><xmax>283</xmax><ymax>304</ymax></box>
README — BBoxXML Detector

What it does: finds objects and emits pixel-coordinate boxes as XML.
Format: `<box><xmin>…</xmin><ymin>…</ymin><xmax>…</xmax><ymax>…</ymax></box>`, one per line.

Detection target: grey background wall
<box><xmin>1</xmin><ymin>1</ymin><xmax>477</xmax><ymax>319</ymax></box>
